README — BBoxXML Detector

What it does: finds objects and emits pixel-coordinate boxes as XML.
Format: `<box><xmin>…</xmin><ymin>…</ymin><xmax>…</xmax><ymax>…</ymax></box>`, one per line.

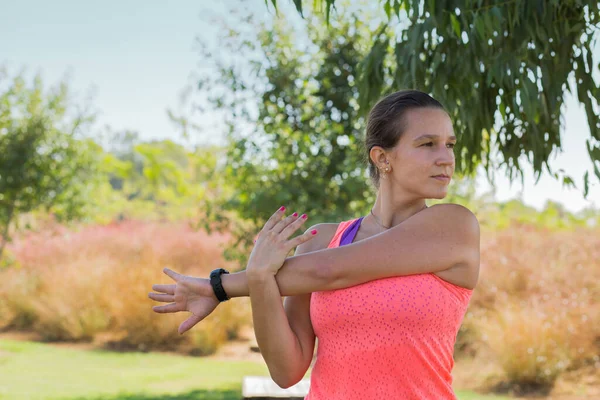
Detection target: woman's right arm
<box><xmin>249</xmin><ymin>223</ymin><xmax>336</xmax><ymax>388</ymax></box>
<box><xmin>281</xmin><ymin>223</ymin><xmax>337</xmax><ymax>386</ymax></box>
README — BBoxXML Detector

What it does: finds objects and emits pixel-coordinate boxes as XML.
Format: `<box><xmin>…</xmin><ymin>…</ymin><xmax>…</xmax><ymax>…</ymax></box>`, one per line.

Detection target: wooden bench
<box><xmin>242</xmin><ymin>376</ymin><xmax>310</xmax><ymax>399</ymax></box>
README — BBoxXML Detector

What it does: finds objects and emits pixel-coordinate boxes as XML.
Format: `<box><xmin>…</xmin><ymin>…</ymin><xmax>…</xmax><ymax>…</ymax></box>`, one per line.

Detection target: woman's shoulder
<box><xmin>427</xmin><ymin>203</ymin><xmax>479</xmax><ymax>230</ymax></box>
<box><xmin>302</xmin><ymin>222</ymin><xmax>341</xmax><ymax>252</ymax></box>
<box><xmin>429</xmin><ymin>202</ymin><xmax>476</xmax><ymax>215</ymax></box>
<box><xmin>426</xmin><ymin>204</ymin><xmax>480</xmax><ymax>290</ymax></box>
<box><xmin>304</xmin><ymin>215</ymin><xmax>365</xmax><ymax>252</ymax></box>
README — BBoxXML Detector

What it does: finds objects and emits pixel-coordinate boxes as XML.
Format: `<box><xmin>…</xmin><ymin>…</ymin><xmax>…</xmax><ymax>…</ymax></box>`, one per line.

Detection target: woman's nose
<box><xmin>436</xmin><ymin>148</ymin><xmax>455</xmax><ymax>165</ymax></box>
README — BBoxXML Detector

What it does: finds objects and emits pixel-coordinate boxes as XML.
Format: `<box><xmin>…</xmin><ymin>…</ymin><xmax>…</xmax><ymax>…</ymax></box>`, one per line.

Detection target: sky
<box><xmin>1</xmin><ymin>0</ymin><xmax>599</xmax><ymax>213</ymax></box>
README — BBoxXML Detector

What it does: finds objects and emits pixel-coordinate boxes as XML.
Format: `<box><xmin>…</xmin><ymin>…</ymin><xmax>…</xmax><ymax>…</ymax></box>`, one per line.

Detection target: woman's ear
<box><xmin>370</xmin><ymin>146</ymin><xmax>393</xmax><ymax>171</ymax></box>
<box><xmin>369</xmin><ymin>146</ymin><xmax>386</xmax><ymax>167</ymax></box>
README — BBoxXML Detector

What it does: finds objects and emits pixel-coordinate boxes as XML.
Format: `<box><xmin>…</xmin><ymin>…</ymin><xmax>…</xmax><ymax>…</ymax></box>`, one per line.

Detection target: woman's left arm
<box><xmin>304</xmin><ymin>203</ymin><xmax>480</xmax><ymax>290</ymax></box>
<box><xmin>222</xmin><ymin>203</ymin><xmax>479</xmax><ymax>298</ymax></box>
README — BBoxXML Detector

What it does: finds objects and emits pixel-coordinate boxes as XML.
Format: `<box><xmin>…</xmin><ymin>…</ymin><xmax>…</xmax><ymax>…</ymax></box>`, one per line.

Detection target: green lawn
<box><xmin>0</xmin><ymin>339</ymin><xmax>508</xmax><ymax>400</ymax></box>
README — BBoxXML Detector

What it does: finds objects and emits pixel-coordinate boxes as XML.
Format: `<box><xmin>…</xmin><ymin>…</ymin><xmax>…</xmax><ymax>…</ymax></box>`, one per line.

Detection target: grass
<box><xmin>0</xmin><ymin>339</ymin><xmax>267</xmax><ymax>400</ymax></box>
<box><xmin>0</xmin><ymin>339</ymin><xmax>509</xmax><ymax>400</ymax></box>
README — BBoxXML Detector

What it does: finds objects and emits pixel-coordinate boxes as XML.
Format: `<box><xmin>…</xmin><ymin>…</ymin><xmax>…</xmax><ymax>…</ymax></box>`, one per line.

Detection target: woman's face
<box><xmin>384</xmin><ymin>107</ymin><xmax>456</xmax><ymax>199</ymax></box>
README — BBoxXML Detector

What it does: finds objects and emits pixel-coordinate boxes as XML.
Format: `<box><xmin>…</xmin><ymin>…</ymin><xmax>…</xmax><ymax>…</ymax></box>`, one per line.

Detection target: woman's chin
<box><xmin>428</xmin><ymin>189</ymin><xmax>448</xmax><ymax>200</ymax></box>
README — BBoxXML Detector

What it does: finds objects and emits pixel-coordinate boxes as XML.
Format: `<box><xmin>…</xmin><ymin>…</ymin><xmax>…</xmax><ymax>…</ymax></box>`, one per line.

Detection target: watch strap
<box><xmin>210</xmin><ymin>268</ymin><xmax>230</xmax><ymax>302</ymax></box>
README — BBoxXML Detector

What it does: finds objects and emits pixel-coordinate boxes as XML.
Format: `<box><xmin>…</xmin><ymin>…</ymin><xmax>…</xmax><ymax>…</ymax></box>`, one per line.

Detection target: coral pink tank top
<box><xmin>305</xmin><ymin>217</ymin><xmax>474</xmax><ymax>400</ymax></box>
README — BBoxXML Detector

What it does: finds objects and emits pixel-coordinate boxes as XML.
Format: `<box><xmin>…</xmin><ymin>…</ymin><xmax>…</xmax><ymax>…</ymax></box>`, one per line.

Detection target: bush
<box><xmin>0</xmin><ymin>220</ymin><xmax>248</xmax><ymax>353</ymax></box>
<box><xmin>464</xmin><ymin>225</ymin><xmax>600</xmax><ymax>391</ymax></box>
<box><xmin>0</xmin><ymin>269</ymin><xmax>40</xmax><ymax>330</ymax></box>
<box><xmin>33</xmin><ymin>257</ymin><xmax>116</xmax><ymax>341</ymax></box>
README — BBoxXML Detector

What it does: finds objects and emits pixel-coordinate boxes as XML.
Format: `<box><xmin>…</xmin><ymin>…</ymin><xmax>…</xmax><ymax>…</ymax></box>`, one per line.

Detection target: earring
<box><xmin>379</xmin><ymin>166</ymin><xmax>389</xmax><ymax>178</ymax></box>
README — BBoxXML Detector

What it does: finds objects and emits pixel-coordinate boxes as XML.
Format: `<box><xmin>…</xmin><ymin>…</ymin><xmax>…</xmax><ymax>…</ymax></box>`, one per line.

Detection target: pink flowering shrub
<box><xmin>0</xmin><ymin>220</ymin><xmax>250</xmax><ymax>354</ymax></box>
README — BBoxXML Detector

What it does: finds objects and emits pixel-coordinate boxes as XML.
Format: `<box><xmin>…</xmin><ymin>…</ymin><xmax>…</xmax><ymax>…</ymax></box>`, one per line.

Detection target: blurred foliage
<box><xmin>187</xmin><ymin>5</ymin><xmax>391</xmax><ymax>265</ymax></box>
<box><xmin>83</xmin><ymin>128</ymin><xmax>229</xmax><ymax>225</ymax></box>
<box><xmin>0</xmin><ymin>68</ymin><xmax>101</xmax><ymax>261</ymax></box>
<box><xmin>276</xmin><ymin>0</ymin><xmax>600</xmax><ymax>196</ymax></box>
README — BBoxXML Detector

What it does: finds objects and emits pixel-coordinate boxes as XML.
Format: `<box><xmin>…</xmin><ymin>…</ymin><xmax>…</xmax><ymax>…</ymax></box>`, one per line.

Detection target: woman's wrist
<box><xmin>219</xmin><ymin>268</ymin><xmax>277</xmax><ymax>299</ymax></box>
<box><xmin>220</xmin><ymin>270</ymin><xmax>250</xmax><ymax>298</ymax></box>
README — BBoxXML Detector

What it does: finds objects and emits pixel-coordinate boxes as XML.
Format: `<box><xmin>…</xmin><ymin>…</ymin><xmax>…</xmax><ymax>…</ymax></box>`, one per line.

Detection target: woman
<box><xmin>149</xmin><ymin>89</ymin><xmax>480</xmax><ymax>399</ymax></box>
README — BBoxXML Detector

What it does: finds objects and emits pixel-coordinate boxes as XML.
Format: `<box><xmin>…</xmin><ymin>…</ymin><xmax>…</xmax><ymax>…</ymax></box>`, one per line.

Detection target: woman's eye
<box><xmin>422</xmin><ymin>142</ymin><xmax>455</xmax><ymax>148</ymax></box>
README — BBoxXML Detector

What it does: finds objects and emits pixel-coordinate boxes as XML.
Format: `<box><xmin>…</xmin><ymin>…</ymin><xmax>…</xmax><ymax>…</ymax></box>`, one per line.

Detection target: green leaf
<box><xmin>562</xmin><ymin>175</ymin><xmax>576</xmax><ymax>190</ymax></box>
<box><xmin>292</xmin><ymin>0</ymin><xmax>303</xmax><ymax>16</ymax></box>
<box><xmin>384</xmin><ymin>1</ymin><xmax>391</xmax><ymax>19</ymax></box>
<box><xmin>450</xmin><ymin>14</ymin><xmax>461</xmax><ymax>39</ymax></box>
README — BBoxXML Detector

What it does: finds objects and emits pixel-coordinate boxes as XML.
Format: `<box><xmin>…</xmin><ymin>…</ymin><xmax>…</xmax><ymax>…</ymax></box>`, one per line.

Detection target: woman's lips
<box><xmin>431</xmin><ymin>175</ymin><xmax>451</xmax><ymax>182</ymax></box>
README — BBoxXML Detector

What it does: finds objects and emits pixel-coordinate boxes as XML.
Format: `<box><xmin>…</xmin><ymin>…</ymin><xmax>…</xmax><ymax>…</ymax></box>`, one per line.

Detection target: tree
<box><xmin>188</xmin><ymin>5</ymin><xmax>386</xmax><ymax>264</ymax></box>
<box><xmin>0</xmin><ymin>69</ymin><xmax>100</xmax><ymax>261</ymax></box>
<box><xmin>94</xmin><ymin>130</ymin><xmax>226</xmax><ymax>222</ymax></box>
<box><xmin>273</xmin><ymin>0</ymin><xmax>600</xmax><ymax>195</ymax></box>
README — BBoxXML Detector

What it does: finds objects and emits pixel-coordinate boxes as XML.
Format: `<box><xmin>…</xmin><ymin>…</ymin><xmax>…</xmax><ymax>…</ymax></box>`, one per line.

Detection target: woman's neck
<box><xmin>368</xmin><ymin>195</ymin><xmax>427</xmax><ymax>231</ymax></box>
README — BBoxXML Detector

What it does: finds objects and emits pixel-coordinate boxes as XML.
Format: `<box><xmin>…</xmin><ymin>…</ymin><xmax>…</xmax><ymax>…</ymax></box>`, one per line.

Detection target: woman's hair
<box><xmin>364</xmin><ymin>89</ymin><xmax>446</xmax><ymax>188</ymax></box>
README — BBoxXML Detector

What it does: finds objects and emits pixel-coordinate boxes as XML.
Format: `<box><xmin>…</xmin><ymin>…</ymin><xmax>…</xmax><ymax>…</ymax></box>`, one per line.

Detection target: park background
<box><xmin>0</xmin><ymin>0</ymin><xmax>599</xmax><ymax>399</ymax></box>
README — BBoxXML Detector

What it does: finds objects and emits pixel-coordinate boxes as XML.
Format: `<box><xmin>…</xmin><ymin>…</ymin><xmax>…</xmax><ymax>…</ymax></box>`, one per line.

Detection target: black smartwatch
<box><xmin>209</xmin><ymin>268</ymin><xmax>230</xmax><ymax>302</ymax></box>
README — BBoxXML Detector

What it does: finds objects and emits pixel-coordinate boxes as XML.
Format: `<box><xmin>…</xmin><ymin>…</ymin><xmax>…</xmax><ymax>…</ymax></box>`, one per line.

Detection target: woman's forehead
<box><xmin>402</xmin><ymin>108</ymin><xmax>455</xmax><ymax>138</ymax></box>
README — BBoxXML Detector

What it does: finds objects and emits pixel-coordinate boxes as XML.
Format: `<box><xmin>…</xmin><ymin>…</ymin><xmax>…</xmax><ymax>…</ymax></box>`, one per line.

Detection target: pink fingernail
<box><xmin>301</xmin><ymin>214</ymin><xmax>307</xmax><ymax>219</ymax></box>
<box><xmin>279</xmin><ymin>206</ymin><xmax>286</xmax><ymax>211</ymax></box>
<box><xmin>311</xmin><ymin>229</ymin><xmax>318</xmax><ymax>235</ymax></box>
<box><xmin>292</xmin><ymin>212</ymin><xmax>298</xmax><ymax>217</ymax></box>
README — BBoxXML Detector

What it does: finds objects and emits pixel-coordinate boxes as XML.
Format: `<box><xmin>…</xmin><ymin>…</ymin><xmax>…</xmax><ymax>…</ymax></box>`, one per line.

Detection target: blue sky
<box><xmin>1</xmin><ymin>0</ymin><xmax>598</xmax><ymax>212</ymax></box>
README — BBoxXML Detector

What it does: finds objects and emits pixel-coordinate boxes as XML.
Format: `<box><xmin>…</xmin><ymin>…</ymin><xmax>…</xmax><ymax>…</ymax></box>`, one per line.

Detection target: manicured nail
<box><xmin>279</xmin><ymin>206</ymin><xmax>286</xmax><ymax>211</ymax></box>
<box><xmin>311</xmin><ymin>229</ymin><xmax>318</xmax><ymax>235</ymax></box>
<box><xmin>292</xmin><ymin>212</ymin><xmax>298</xmax><ymax>217</ymax></box>
<box><xmin>301</xmin><ymin>214</ymin><xmax>307</xmax><ymax>219</ymax></box>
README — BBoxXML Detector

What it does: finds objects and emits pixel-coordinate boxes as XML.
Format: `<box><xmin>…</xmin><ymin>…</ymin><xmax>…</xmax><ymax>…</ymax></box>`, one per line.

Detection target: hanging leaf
<box><xmin>292</xmin><ymin>0</ymin><xmax>303</xmax><ymax>16</ymax></box>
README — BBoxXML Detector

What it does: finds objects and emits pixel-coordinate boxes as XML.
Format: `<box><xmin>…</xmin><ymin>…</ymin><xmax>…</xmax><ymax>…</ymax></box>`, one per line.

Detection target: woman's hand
<box><xmin>247</xmin><ymin>206</ymin><xmax>318</xmax><ymax>278</ymax></box>
<box><xmin>149</xmin><ymin>268</ymin><xmax>219</xmax><ymax>334</ymax></box>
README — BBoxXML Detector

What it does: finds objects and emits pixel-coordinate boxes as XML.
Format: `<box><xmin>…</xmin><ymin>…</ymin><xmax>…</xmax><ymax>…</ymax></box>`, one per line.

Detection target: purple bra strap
<box><xmin>339</xmin><ymin>217</ymin><xmax>364</xmax><ymax>246</ymax></box>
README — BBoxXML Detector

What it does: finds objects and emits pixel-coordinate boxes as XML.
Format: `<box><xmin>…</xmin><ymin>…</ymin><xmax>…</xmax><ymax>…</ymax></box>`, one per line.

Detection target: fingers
<box><xmin>148</xmin><ymin>292</ymin><xmax>175</xmax><ymax>303</ymax></box>
<box><xmin>272</xmin><ymin>211</ymin><xmax>303</xmax><ymax>234</ymax></box>
<box><xmin>287</xmin><ymin>228</ymin><xmax>318</xmax><ymax>248</ymax></box>
<box><xmin>163</xmin><ymin>267</ymin><xmax>182</xmax><ymax>281</ymax></box>
<box><xmin>280</xmin><ymin>213</ymin><xmax>308</xmax><ymax>238</ymax></box>
<box><xmin>262</xmin><ymin>206</ymin><xmax>287</xmax><ymax>232</ymax></box>
<box><xmin>152</xmin><ymin>284</ymin><xmax>175</xmax><ymax>295</ymax></box>
<box><xmin>179</xmin><ymin>313</ymin><xmax>204</xmax><ymax>335</ymax></box>
<box><xmin>152</xmin><ymin>302</ymin><xmax>184</xmax><ymax>313</ymax></box>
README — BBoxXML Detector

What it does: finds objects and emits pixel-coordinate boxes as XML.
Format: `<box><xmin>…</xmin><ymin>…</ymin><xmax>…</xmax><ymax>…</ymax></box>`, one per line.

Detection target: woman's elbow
<box><xmin>276</xmin><ymin>379</ymin><xmax>297</xmax><ymax>390</ymax></box>
<box><xmin>272</xmin><ymin>371</ymin><xmax>303</xmax><ymax>389</ymax></box>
